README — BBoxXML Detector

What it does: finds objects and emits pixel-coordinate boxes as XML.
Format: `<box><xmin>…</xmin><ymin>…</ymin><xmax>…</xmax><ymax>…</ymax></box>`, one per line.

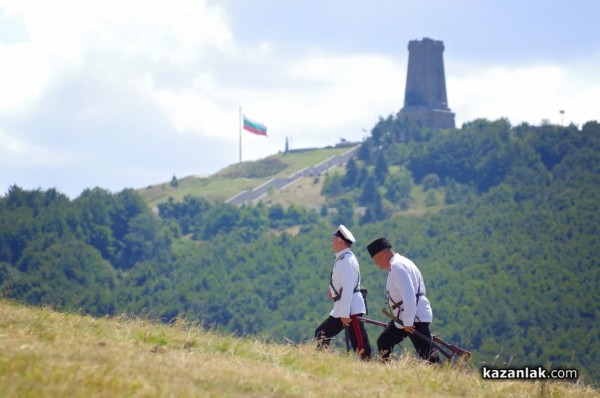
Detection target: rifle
<box><xmin>358</xmin><ymin>310</ymin><xmax>471</xmax><ymax>361</ymax></box>
<box><xmin>429</xmin><ymin>334</ymin><xmax>471</xmax><ymax>360</ymax></box>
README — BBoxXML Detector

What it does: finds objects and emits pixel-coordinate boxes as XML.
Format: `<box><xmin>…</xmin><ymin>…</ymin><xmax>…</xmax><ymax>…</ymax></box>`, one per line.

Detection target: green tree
<box><xmin>385</xmin><ymin>170</ymin><xmax>412</xmax><ymax>202</ymax></box>
<box><xmin>444</xmin><ymin>178</ymin><xmax>474</xmax><ymax>205</ymax></box>
<box><xmin>360</xmin><ymin>189</ymin><xmax>384</xmax><ymax>224</ymax></box>
<box><xmin>268</xmin><ymin>204</ymin><xmax>286</xmax><ymax>227</ymax></box>
<box><xmin>398</xmin><ymin>198</ymin><xmax>410</xmax><ymax>210</ymax></box>
<box><xmin>343</xmin><ymin>158</ymin><xmax>359</xmax><ymax>188</ymax></box>
<box><xmin>355</xmin><ymin>167</ymin><xmax>368</xmax><ymax>189</ymax></box>
<box><xmin>407</xmin><ymin>118</ymin><xmax>516</xmax><ymax>192</ymax></box>
<box><xmin>424</xmin><ymin>191</ymin><xmax>438</xmax><ymax>207</ymax></box>
<box><xmin>158</xmin><ymin>196</ymin><xmax>212</xmax><ymax>235</ymax></box>
<box><xmin>11</xmin><ymin>238</ymin><xmax>116</xmax><ymax>315</ymax></box>
<box><xmin>320</xmin><ymin>205</ymin><xmax>328</xmax><ymax>217</ymax></box>
<box><xmin>422</xmin><ymin>174</ymin><xmax>440</xmax><ymax>191</ymax></box>
<box><xmin>359</xmin><ymin>175</ymin><xmax>379</xmax><ymax>206</ymax></box>
<box><xmin>374</xmin><ymin>151</ymin><xmax>389</xmax><ymax>184</ymax></box>
<box><xmin>357</xmin><ymin>138</ymin><xmax>373</xmax><ymax>163</ymax></box>
<box><xmin>121</xmin><ymin>212</ymin><xmax>172</xmax><ymax>268</ymax></box>
<box><xmin>75</xmin><ymin>189</ymin><xmax>116</xmax><ymax>255</ymax></box>
<box><xmin>371</xmin><ymin>117</ymin><xmax>388</xmax><ymax>146</ymax></box>
<box><xmin>333</xmin><ymin>198</ymin><xmax>355</xmax><ymax>227</ymax></box>
<box><xmin>321</xmin><ymin>173</ymin><xmax>344</xmax><ymax>198</ymax></box>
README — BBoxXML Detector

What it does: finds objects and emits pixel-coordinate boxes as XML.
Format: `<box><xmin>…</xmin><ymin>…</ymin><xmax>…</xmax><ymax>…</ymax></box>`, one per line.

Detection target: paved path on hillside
<box><xmin>225</xmin><ymin>145</ymin><xmax>359</xmax><ymax>205</ymax></box>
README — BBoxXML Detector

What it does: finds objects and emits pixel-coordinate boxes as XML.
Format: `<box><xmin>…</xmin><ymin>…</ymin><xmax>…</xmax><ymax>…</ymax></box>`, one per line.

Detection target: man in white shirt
<box><xmin>315</xmin><ymin>225</ymin><xmax>371</xmax><ymax>360</ymax></box>
<box><xmin>367</xmin><ymin>237</ymin><xmax>439</xmax><ymax>363</ymax></box>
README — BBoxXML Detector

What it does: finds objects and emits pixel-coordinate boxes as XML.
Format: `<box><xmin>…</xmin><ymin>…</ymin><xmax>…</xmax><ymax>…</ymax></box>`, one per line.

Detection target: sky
<box><xmin>1</xmin><ymin>0</ymin><xmax>599</xmax><ymax>198</ymax></box>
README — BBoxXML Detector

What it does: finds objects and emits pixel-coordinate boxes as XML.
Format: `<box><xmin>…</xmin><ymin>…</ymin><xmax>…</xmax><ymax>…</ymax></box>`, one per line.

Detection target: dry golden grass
<box><xmin>1</xmin><ymin>300</ymin><xmax>596</xmax><ymax>398</ymax></box>
<box><xmin>263</xmin><ymin>175</ymin><xmax>331</xmax><ymax>210</ymax></box>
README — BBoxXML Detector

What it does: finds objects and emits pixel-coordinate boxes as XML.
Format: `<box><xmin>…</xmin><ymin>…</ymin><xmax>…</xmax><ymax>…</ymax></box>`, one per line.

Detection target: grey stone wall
<box><xmin>400</xmin><ymin>38</ymin><xmax>455</xmax><ymax>129</ymax></box>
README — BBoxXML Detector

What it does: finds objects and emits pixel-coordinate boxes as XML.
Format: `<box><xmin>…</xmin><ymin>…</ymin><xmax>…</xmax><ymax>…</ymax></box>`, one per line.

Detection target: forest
<box><xmin>1</xmin><ymin>117</ymin><xmax>598</xmax><ymax>384</ymax></box>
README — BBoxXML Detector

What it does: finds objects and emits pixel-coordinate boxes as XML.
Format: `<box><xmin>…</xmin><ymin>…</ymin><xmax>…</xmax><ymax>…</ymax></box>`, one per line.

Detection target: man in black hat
<box><xmin>315</xmin><ymin>225</ymin><xmax>371</xmax><ymax>360</ymax></box>
<box><xmin>367</xmin><ymin>237</ymin><xmax>439</xmax><ymax>363</ymax></box>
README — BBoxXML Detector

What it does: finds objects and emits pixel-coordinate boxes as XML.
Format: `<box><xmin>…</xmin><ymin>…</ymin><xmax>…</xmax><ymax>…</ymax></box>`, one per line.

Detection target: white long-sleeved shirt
<box><xmin>329</xmin><ymin>248</ymin><xmax>366</xmax><ymax>318</ymax></box>
<box><xmin>386</xmin><ymin>253</ymin><xmax>433</xmax><ymax>327</ymax></box>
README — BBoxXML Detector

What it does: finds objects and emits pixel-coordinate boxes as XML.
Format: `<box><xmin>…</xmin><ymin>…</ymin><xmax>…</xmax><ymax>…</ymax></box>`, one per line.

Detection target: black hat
<box><xmin>367</xmin><ymin>237</ymin><xmax>392</xmax><ymax>257</ymax></box>
<box><xmin>334</xmin><ymin>224</ymin><xmax>356</xmax><ymax>244</ymax></box>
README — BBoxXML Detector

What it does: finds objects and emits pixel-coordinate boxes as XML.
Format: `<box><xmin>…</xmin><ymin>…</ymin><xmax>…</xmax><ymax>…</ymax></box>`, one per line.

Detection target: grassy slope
<box><xmin>1</xmin><ymin>300</ymin><xmax>596</xmax><ymax>398</ymax></box>
<box><xmin>138</xmin><ymin>147</ymin><xmax>353</xmax><ymax>208</ymax></box>
<box><xmin>137</xmin><ymin>145</ymin><xmax>447</xmax><ymax>216</ymax></box>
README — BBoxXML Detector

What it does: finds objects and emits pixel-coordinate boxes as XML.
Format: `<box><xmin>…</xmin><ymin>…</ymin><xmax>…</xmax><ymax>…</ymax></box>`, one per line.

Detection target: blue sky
<box><xmin>1</xmin><ymin>0</ymin><xmax>598</xmax><ymax>198</ymax></box>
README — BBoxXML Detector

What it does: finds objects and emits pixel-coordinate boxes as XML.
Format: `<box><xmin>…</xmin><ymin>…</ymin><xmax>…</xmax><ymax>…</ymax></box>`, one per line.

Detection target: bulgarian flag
<box><xmin>243</xmin><ymin>115</ymin><xmax>268</xmax><ymax>136</ymax></box>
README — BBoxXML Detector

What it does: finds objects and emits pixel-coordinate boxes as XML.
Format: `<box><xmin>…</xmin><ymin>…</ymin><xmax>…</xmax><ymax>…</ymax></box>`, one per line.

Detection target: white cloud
<box><xmin>0</xmin><ymin>0</ymin><xmax>237</xmax><ymax>193</ymax></box>
<box><xmin>0</xmin><ymin>0</ymin><xmax>232</xmax><ymax>107</ymax></box>
<box><xmin>283</xmin><ymin>54</ymin><xmax>404</xmax><ymax>127</ymax></box>
<box><xmin>236</xmin><ymin>54</ymin><xmax>405</xmax><ymax>147</ymax></box>
<box><xmin>0</xmin><ymin>125</ymin><xmax>78</xmax><ymax>174</ymax></box>
<box><xmin>448</xmin><ymin>59</ymin><xmax>600</xmax><ymax>127</ymax></box>
<box><xmin>0</xmin><ymin>42</ymin><xmax>51</xmax><ymax>109</ymax></box>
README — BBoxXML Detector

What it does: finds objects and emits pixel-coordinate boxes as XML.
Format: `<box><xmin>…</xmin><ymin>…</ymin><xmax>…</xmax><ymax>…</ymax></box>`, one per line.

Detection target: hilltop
<box><xmin>137</xmin><ymin>146</ymin><xmax>356</xmax><ymax>209</ymax></box>
<box><xmin>1</xmin><ymin>300</ymin><xmax>596</xmax><ymax>398</ymax></box>
<box><xmin>136</xmin><ymin>143</ymin><xmax>444</xmax><ymax>216</ymax></box>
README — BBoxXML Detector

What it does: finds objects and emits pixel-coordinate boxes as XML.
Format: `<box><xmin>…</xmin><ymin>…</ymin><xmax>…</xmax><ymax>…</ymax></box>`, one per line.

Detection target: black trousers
<box><xmin>315</xmin><ymin>315</ymin><xmax>371</xmax><ymax>360</ymax></box>
<box><xmin>377</xmin><ymin>320</ymin><xmax>439</xmax><ymax>363</ymax></box>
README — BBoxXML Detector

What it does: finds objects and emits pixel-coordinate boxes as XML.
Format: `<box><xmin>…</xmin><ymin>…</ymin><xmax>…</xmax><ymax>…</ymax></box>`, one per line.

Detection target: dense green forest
<box><xmin>1</xmin><ymin>117</ymin><xmax>598</xmax><ymax>384</ymax></box>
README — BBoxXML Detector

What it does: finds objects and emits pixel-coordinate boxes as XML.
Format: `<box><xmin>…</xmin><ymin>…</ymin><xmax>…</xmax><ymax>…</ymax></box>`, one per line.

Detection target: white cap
<box><xmin>335</xmin><ymin>224</ymin><xmax>356</xmax><ymax>244</ymax></box>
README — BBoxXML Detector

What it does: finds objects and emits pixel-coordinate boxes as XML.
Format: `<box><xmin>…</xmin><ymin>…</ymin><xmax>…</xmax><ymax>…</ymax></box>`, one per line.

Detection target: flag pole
<box><xmin>239</xmin><ymin>106</ymin><xmax>242</xmax><ymax>163</ymax></box>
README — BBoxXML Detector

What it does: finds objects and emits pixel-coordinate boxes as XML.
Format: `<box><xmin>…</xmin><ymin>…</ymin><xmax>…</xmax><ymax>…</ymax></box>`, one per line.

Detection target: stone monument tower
<box><xmin>400</xmin><ymin>38</ymin><xmax>455</xmax><ymax>129</ymax></box>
